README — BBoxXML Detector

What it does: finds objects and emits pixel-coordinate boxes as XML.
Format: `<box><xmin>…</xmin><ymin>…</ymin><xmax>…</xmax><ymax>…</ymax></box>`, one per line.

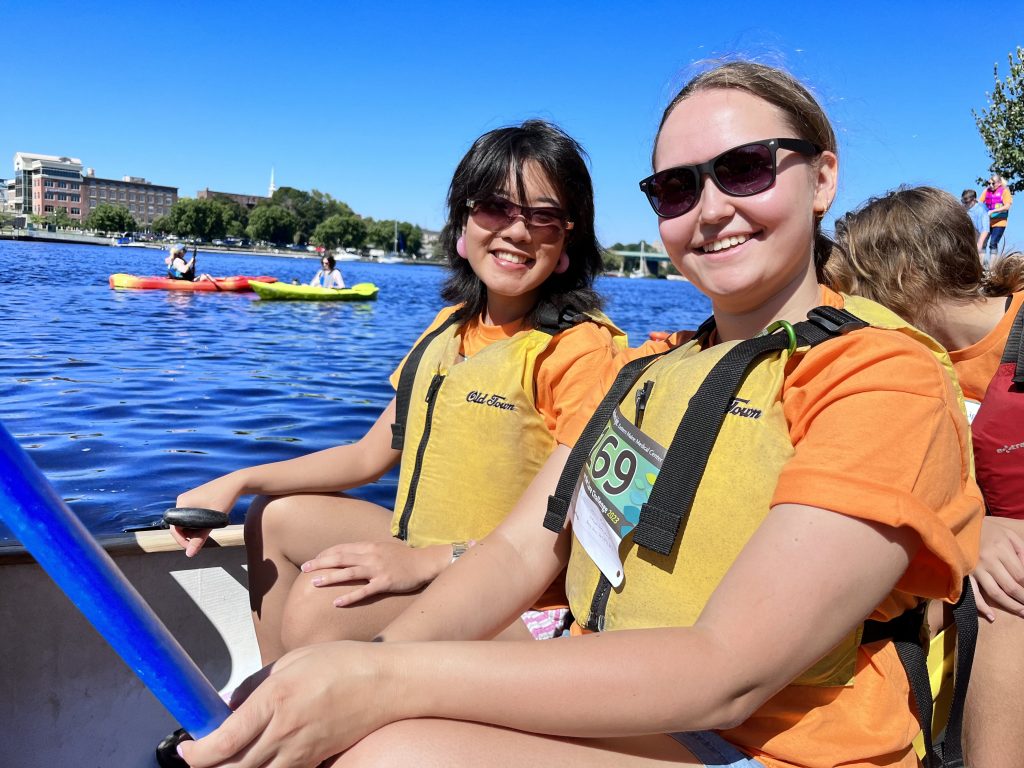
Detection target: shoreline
<box><xmin>0</xmin><ymin>229</ymin><xmax>442</xmax><ymax>266</ymax></box>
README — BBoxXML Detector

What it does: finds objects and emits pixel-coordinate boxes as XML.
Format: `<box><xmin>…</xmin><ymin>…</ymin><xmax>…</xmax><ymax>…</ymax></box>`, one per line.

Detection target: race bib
<box><xmin>572</xmin><ymin>406</ymin><xmax>667</xmax><ymax>586</ymax></box>
<box><xmin>964</xmin><ymin>399</ymin><xmax>981</xmax><ymax>425</ymax></box>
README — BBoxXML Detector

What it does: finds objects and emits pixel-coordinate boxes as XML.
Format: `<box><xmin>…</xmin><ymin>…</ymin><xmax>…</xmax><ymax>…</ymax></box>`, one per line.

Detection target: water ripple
<box><xmin>0</xmin><ymin>240</ymin><xmax>708</xmax><ymax>539</ymax></box>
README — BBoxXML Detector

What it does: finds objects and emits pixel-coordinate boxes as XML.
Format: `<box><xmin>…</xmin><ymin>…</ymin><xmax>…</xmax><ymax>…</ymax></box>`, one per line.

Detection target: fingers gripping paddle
<box><xmin>0</xmin><ymin>420</ymin><xmax>230</xmax><ymax>738</ymax></box>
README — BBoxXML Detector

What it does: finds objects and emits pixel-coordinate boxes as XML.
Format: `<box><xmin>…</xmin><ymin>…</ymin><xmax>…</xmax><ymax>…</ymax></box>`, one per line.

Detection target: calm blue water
<box><xmin>0</xmin><ymin>239</ymin><xmax>710</xmax><ymax>539</ymax></box>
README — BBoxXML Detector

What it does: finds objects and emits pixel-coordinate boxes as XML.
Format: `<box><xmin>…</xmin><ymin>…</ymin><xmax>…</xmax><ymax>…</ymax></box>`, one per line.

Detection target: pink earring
<box><xmin>554</xmin><ymin>251</ymin><xmax>570</xmax><ymax>274</ymax></box>
<box><xmin>456</xmin><ymin>235</ymin><xmax>467</xmax><ymax>258</ymax></box>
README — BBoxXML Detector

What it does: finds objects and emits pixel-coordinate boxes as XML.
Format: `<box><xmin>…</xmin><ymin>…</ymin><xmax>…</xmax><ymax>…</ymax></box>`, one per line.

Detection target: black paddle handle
<box><xmin>162</xmin><ymin>507</ymin><xmax>229</xmax><ymax>530</ymax></box>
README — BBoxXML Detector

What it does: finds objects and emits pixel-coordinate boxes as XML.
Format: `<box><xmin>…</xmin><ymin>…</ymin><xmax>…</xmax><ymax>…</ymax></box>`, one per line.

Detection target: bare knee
<box><xmin>335</xmin><ymin>720</ymin><xmax>450</xmax><ymax>767</ymax></box>
<box><xmin>279</xmin><ymin>575</ymin><xmax>344</xmax><ymax>648</ymax></box>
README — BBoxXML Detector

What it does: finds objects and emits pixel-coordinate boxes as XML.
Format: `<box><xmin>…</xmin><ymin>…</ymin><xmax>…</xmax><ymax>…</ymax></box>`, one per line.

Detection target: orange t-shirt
<box><xmin>390</xmin><ymin>305</ymin><xmax>621</xmax><ymax>446</ymax></box>
<box><xmin>948</xmin><ymin>292</ymin><xmax>1024</xmax><ymax>401</ymax></box>
<box><xmin>603</xmin><ymin>287</ymin><xmax>982</xmax><ymax>768</ymax></box>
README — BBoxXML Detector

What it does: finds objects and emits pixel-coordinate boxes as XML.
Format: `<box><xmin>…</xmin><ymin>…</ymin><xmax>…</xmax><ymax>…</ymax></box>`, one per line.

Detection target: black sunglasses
<box><xmin>466</xmin><ymin>196</ymin><xmax>574</xmax><ymax>233</ymax></box>
<box><xmin>638</xmin><ymin>138</ymin><xmax>821</xmax><ymax>219</ymax></box>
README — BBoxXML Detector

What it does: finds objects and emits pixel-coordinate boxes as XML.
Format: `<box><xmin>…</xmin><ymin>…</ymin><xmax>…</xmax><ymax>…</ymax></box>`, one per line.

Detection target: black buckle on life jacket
<box><xmin>535</xmin><ymin>304</ymin><xmax>585</xmax><ymax>336</ymax></box>
<box><xmin>806</xmin><ymin>306</ymin><xmax>868</xmax><ymax>336</ymax></box>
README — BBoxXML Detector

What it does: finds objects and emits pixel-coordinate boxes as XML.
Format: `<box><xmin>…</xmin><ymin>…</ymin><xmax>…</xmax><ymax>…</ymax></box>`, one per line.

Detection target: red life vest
<box><xmin>971</xmin><ymin>300</ymin><xmax>1024</xmax><ymax>518</ymax></box>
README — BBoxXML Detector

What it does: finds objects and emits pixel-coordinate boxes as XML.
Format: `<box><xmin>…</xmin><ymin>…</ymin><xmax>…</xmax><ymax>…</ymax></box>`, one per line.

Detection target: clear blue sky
<box><xmin>1</xmin><ymin>2</ymin><xmax>1018</xmax><ymax>246</ymax></box>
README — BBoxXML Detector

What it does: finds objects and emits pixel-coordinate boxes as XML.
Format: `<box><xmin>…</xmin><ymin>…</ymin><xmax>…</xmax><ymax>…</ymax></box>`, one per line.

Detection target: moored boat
<box><xmin>109</xmin><ymin>274</ymin><xmax>277</xmax><ymax>292</ymax></box>
<box><xmin>249</xmin><ymin>280</ymin><xmax>379</xmax><ymax>301</ymax></box>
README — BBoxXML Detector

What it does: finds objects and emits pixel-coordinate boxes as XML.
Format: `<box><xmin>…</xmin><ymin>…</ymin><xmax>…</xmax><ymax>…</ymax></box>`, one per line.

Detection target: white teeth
<box><xmin>702</xmin><ymin>234</ymin><xmax>749</xmax><ymax>253</ymax></box>
<box><xmin>494</xmin><ymin>251</ymin><xmax>527</xmax><ymax>264</ymax></box>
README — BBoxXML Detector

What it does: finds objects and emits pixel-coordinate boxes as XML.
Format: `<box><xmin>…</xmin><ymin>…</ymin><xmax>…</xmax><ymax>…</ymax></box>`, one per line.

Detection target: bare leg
<box><xmin>245</xmin><ymin>493</ymin><xmax>394</xmax><ymax>664</ymax></box>
<box><xmin>282</xmin><ymin>565</ymin><xmax>532</xmax><ymax>651</ymax></box>
<box><xmin>964</xmin><ymin>606</ymin><xmax>1024</xmax><ymax>768</ymax></box>
<box><xmin>334</xmin><ymin>718</ymin><xmax>703</xmax><ymax>767</ymax></box>
<box><xmin>246</xmin><ymin>494</ymin><xmax>533</xmax><ymax>663</ymax></box>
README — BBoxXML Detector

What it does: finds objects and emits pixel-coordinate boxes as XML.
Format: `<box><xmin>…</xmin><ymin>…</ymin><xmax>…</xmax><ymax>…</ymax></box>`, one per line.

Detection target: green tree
<box><xmin>210</xmin><ymin>195</ymin><xmax>250</xmax><ymax>238</ymax></box>
<box><xmin>162</xmin><ymin>198</ymin><xmax>229</xmax><ymax>241</ymax></box>
<box><xmin>263</xmin><ymin>187</ymin><xmax>353</xmax><ymax>243</ymax></box>
<box><xmin>86</xmin><ymin>203</ymin><xmax>138</xmax><ymax>234</ymax></box>
<box><xmin>247</xmin><ymin>205</ymin><xmax>299</xmax><ymax>245</ymax></box>
<box><xmin>311</xmin><ymin>213</ymin><xmax>368</xmax><ymax>252</ymax></box>
<box><xmin>47</xmin><ymin>208</ymin><xmax>74</xmax><ymax>229</ymax></box>
<box><xmin>151</xmin><ymin>214</ymin><xmax>171</xmax><ymax>235</ymax></box>
<box><xmin>364</xmin><ymin>218</ymin><xmax>394</xmax><ymax>251</ymax></box>
<box><xmin>974</xmin><ymin>46</ymin><xmax>1024</xmax><ymax>191</ymax></box>
<box><xmin>365</xmin><ymin>218</ymin><xmax>421</xmax><ymax>253</ymax></box>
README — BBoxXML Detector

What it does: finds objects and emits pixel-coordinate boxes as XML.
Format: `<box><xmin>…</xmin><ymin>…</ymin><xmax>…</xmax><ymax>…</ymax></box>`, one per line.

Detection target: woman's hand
<box><xmin>179</xmin><ymin>642</ymin><xmax>397</xmax><ymax>768</ymax></box>
<box><xmin>970</xmin><ymin>516</ymin><xmax>1024</xmax><ymax>622</ymax></box>
<box><xmin>301</xmin><ymin>539</ymin><xmax>455</xmax><ymax>606</ymax></box>
<box><xmin>169</xmin><ymin>473</ymin><xmax>244</xmax><ymax>557</ymax></box>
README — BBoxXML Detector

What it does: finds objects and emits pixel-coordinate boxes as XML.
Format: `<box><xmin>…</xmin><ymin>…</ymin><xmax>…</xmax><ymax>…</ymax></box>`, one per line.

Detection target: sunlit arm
<box><xmin>381</xmin><ymin>444</ymin><xmax>573</xmax><ymax>642</ymax></box>
<box><xmin>181</xmin><ymin>502</ymin><xmax>919</xmax><ymax>767</ymax></box>
<box><xmin>385</xmin><ymin>502</ymin><xmax>917</xmax><ymax>735</ymax></box>
<box><xmin>170</xmin><ymin>399</ymin><xmax>401</xmax><ymax>555</ymax></box>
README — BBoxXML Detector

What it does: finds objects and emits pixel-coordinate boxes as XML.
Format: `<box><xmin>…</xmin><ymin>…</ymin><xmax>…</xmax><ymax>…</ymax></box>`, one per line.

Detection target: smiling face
<box><xmin>654</xmin><ymin>88</ymin><xmax>837</xmax><ymax>336</ymax></box>
<box><xmin>462</xmin><ymin>160</ymin><xmax>569</xmax><ymax>325</ymax></box>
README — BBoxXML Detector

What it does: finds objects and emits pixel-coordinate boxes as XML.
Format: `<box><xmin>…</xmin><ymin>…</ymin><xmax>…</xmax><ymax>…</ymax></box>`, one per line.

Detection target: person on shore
<box><xmin>179</xmin><ymin>62</ymin><xmax>981</xmax><ymax>768</ymax></box>
<box><xmin>963</xmin><ymin>188</ymin><xmax>990</xmax><ymax>256</ymax></box>
<box><xmin>171</xmin><ymin>120</ymin><xmax>625</xmax><ymax>663</ymax></box>
<box><xmin>311</xmin><ymin>254</ymin><xmax>346</xmax><ymax>289</ymax></box>
<box><xmin>826</xmin><ymin>184</ymin><xmax>1024</xmax><ymax>768</ymax></box>
<box><xmin>165</xmin><ymin>243</ymin><xmax>196</xmax><ymax>281</ymax></box>
<box><xmin>984</xmin><ymin>174</ymin><xmax>1013</xmax><ymax>263</ymax></box>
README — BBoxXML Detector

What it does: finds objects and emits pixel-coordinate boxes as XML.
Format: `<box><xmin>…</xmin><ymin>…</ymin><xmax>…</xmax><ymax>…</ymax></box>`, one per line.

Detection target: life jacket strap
<box><xmin>861</xmin><ymin>579</ymin><xmax>976</xmax><ymax>768</ymax></box>
<box><xmin>544</xmin><ymin>349</ymin><xmax>671</xmax><ymax>532</ymax></box>
<box><xmin>391</xmin><ymin>312</ymin><xmax>463</xmax><ymax>450</ymax></box>
<box><xmin>999</xmin><ymin>300</ymin><xmax>1024</xmax><ymax>384</ymax></box>
<box><xmin>633</xmin><ymin>308</ymin><xmax>866</xmax><ymax>556</ymax></box>
<box><xmin>534</xmin><ymin>303</ymin><xmax>587</xmax><ymax>336</ymax></box>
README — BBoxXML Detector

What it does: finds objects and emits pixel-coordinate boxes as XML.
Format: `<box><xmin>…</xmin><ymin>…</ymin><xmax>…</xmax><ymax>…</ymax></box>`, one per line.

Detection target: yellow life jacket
<box><xmin>391</xmin><ymin>306</ymin><xmax>625</xmax><ymax>548</ymax></box>
<box><xmin>546</xmin><ymin>296</ymin><xmax>962</xmax><ymax>687</ymax></box>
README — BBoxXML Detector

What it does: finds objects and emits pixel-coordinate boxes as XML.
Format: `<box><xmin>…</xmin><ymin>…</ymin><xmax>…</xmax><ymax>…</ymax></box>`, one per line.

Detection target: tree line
<box><xmin>149</xmin><ymin>187</ymin><xmax>425</xmax><ymax>255</ymax></box>
<box><xmin>56</xmin><ymin>186</ymin><xmax>425</xmax><ymax>255</ymax></box>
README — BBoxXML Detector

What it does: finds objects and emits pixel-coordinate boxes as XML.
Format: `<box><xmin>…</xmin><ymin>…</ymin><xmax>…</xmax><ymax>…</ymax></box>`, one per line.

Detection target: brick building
<box><xmin>10</xmin><ymin>152</ymin><xmax>178</xmax><ymax>227</ymax></box>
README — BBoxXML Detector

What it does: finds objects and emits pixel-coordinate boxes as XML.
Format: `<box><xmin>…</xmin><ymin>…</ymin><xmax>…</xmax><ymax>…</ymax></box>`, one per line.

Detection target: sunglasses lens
<box><xmin>714</xmin><ymin>143</ymin><xmax>774</xmax><ymax>196</ymax></box>
<box><xmin>471</xmin><ymin>198</ymin><xmax>513</xmax><ymax>231</ymax></box>
<box><xmin>527</xmin><ymin>208</ymin><xmax>567</xmax><ymax>228</ymax></box>
<box><xmin>646</xmin><ymin>168</ymin><xmax>699</xmax><ymax>218</ymax></box>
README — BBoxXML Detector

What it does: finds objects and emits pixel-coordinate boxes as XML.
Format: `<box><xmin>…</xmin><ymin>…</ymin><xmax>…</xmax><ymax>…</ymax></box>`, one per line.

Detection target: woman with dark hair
<box><xmin>827</xmin><ymin>185</ymin><xmax>1024</xmax><ymax>768</ymax></box>
<box><xmin>181</xmin><ymin>64</ymin><xmax>980</xmax><ymax>768</ymax></box>
<box><xmin>311</xmin><ymin>253</ymin><xmax>346</xmax><ymax>289</ymax></box>
<box><xmin>171</xmin><ymin>119</ymin><xmax>624</xmax><ymax>661</ymax></box>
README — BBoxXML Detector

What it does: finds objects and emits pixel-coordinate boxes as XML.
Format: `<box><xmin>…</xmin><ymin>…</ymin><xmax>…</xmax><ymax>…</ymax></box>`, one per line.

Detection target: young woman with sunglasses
<box><xmin>825</xmin><ymin>185</ymin><xmax>1024</xmax><ymax>768</ymax></box>
<box><xmin>179</xmin><ymin>63</ymin><xmax>981</xmax><ymax>768</ymax></box>
<box><xmin>169</xmin><ymin>120</ymin><xmax>623</xmax><ymax>662</ymax></box>
<box><xmin>311</xmin><ymin>253</ymin><xmax>346</xmax><ymax>289</ymax></box>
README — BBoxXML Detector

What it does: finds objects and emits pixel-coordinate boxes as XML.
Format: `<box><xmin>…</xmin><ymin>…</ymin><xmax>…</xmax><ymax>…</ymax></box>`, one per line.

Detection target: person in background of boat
<box><xmin>179</xmin><ymin>62</ymin><xmax>981</xmax><ymax>768</ymax></box>
<box><xmin>963</xmin><ymin>188</ymin><xmax>990</xmax><ymax>257</ymax></box>
<box><xmin>171</xmin><ymin>120</ymin><xmax>624</xmax><ymax>664</ymax></box>
<box><xmin>984</xmin><ymin>174</ymin><xmax>1013</xmax><ymax>264</ymax></box>
<box><xmin>311</xmin><ymin>254</ymin><xmax>346</xmax><ymax>289</ymax></box>
<box><xmin>165</xmin><ymin>243</ymin><xmax>196</xmax><ymax>281</ymax></box>
<box><xmin>826</xmin><ymin>185</ymin><xmax>1024</xmax><ymax>768</ymax></box>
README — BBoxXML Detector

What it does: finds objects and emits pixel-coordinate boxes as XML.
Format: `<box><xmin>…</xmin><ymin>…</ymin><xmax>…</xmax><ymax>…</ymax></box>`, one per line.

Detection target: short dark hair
<box><xmin>439</xmin><ymin>120</ymin><xmax>604</xmax><ymax>324</ymax></box>
<box><xmin>961</xmin><ymin>189</ymin><xmax>977</xmax><ymax>204</ymax></box>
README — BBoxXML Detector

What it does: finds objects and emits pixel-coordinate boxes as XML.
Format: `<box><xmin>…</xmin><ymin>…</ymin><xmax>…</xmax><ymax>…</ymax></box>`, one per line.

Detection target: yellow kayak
<box><xmin>249</xmin><ymin>281</ymin><xmax>379</xmax><ymax>301</ymax></box>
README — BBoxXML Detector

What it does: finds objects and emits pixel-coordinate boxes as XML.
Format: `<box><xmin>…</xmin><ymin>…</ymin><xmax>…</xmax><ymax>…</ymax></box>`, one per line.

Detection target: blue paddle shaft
<box><xmin>0</xmin><ymin>421</ymin><xmax>230</xmax><ymax>737</ymax></box>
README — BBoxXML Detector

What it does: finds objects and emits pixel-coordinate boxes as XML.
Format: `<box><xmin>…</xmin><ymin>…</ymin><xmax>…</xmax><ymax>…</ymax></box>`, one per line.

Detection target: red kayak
<box><xmin>109</xmin><ymin>274</ymin><xmax>277</xmax><ymax>292</ymax></box>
